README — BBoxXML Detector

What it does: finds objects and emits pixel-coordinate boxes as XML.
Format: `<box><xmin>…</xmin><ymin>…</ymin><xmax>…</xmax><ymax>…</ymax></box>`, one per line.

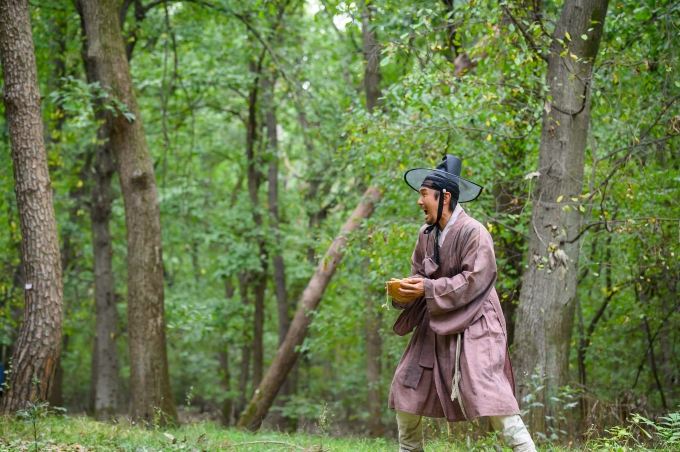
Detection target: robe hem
<box><xmin>389</xmin><ymin>404</ymin><xmax>522</xmax><ymax>422</ymax></box>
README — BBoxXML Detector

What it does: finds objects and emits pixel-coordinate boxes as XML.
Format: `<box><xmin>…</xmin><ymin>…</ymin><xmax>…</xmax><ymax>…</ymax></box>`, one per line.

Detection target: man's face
<box><xmin>418</xmin><ymin>187</ymin><xmax>439</xmax><ymax>225</ymax></box>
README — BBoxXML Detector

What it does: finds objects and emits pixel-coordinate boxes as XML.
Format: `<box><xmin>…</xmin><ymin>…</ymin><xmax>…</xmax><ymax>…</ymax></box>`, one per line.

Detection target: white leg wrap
<box><xmin>489</xmin><ymin>414</ymin><xmax>536</xmax><ymax>452</ymax></box>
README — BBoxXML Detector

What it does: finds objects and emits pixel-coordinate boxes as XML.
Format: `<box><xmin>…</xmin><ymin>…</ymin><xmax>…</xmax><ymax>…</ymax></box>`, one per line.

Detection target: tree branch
<box><xmin>501</xmin><ymin>5</ymin><xmax>548</xmax><ymax>62</ymax></box>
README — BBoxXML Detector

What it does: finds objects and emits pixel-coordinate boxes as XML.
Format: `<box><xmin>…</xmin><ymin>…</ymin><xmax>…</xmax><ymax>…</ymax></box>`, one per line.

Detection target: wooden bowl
<box><xmin>386</xmin><ymin>279</ymin><xmax>418</xmax><ymax>303</ymax></box>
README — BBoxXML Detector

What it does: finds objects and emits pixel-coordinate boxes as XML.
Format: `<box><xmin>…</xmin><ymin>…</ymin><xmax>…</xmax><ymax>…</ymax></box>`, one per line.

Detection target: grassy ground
<box><xmin>0</xmin><ymin>414</ymin><xmax>524</xmax><ymax>452</ymax></box>
<box><xmin>2</xmin><ymin>414</ymin><xmax>679</xmax><ymax>451</ymax></box>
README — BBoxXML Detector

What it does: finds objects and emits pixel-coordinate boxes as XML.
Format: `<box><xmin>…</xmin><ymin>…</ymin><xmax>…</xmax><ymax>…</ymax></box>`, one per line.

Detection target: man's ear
<box><xmin>444</xmin><ymin>190</ymin><xmax>452</xmax><ymax>204</ymax></box>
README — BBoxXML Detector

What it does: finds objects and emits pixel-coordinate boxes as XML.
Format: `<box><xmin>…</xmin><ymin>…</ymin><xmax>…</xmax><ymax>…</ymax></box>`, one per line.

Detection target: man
<box><xmin>388</xmin><ymin>155</ymin><xmax>536</xmax><ymax>452</ymax></box>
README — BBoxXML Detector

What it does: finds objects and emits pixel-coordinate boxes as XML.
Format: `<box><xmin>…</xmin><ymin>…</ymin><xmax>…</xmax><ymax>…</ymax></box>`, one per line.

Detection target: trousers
<box><xmin>396</xmin><ymin>411</ymin><xmax>536</xmax><ymax>452</ymax></box>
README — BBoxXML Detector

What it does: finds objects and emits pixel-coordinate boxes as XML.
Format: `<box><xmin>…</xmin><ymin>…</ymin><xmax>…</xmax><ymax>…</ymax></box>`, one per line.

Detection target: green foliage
<box><xmin>0</xmin><ymin>0</ymin><xmax>678</xmax><ymax>443</ymax></box>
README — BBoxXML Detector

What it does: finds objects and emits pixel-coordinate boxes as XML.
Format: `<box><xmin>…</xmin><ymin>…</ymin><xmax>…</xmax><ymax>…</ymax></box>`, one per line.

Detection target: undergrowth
<box><xmin>0</xmin><ymin>411</ymin><xmax>678</xmax><ymax>451</ymax></box>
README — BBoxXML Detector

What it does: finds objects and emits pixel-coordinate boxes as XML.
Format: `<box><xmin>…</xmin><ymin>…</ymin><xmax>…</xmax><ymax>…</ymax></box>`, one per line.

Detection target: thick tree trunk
<box><xmin>512</xmin><ymin>0</ymin><xmax>609</xmax><ymax>435</ymax></box>
<box><xmin>80</xmin><ymin>0</ymin><xmax>176</xmax><ymax>423</ymax></box>
<box><xmin>76</xmin><ymin>0</ymin><xmax>135</xmax><ymax>420</ymax></box>
<box><xmin>0</xmin><ymin>0</ymin><xmax>64</xmax><ymax>412</ymax></box>
<box><xmin>237</xmin><ymin>186</ymin><xmax>383</xmax><ymax>430</ymax></box>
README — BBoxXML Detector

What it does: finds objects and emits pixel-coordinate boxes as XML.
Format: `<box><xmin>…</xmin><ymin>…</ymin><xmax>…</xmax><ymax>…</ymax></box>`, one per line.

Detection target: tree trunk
<box><xmin>264</xmin><ymin>73</ymin><xmax>289</xmax><ymax>356</ymax></box>
<box><xmin>492</xmin><ymin>171</ymin><xmax>525</xmax><ymax>348</ymax></box>
<box><xmin>361</xmin><ymin>1</ymin><xmax>381</xmax><ymax>112</ymax></box>
<box><xmin>47</xmin><ymin>334</ymin><xmax>67</xmax><ymax>408</ymax></box>
<box><xmin>0</xmin><ymin>0</ymin><xmax>64</xmax><ymax>412</ymax></box>
<box><xmin>233</xmin><ymin>273</ymin><xmax>252</xmax><ymax>420</ymax></box>
<box><xmin>244</xmin><ymin>59</ymin><xmax>268</xmax><ymax>391</ymax></box>
<box><xmin>45</xmin><ymin>13</ymin><xmax>70</xmax><ymax>409</ymax></box>
<box><xmin>365</xmin><ymin>298</ymin><xmax>383</xmax><ymax>437</ymax></box>
<box><xmin>237</xmin><ymin>186</ymin><xmax>383</xmax><ymax>431</ymax></box>
<box><xmin>219</xmin><ymin>349</ymin><xmax>232</xmax><ymax>425</ymax></box>
<box><xmin>80</xmin><ymin>0</ymin><xmax>176</xmax><ymax>423</ymax></box>
<box><xmin>263</xmin><ymin>72</ymin><xmax>296</xmax><ymax>431</ymax></box>
<box><xmin>90</xmin><ymin>120</ymin><xmax>119</xmax><ymax>420</ymax></box>
<box><xmin>512</xmin><ymin>0</ymin><xmax>609</xmax><ymax>435</ymax></box>
<box><xmin>76</xmin><ymin>0</ymin><xmax>144</xmax><ymax>420</ymax></box>
<box><xmin>361</xmin><ymin>2</ymin><xmax>383</xmax><ymax>436</ymax></box>
<box><xmin>252</xmin><ymin>272</ymin><xmax>267</xmax><ymax>389</ymax></box>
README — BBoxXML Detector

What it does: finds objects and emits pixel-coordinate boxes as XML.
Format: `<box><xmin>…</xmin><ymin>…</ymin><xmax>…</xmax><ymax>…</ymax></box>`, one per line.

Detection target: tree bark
<box><xmin>244</xmin><ymin>59</ymin><xmax>268</xmax><ymax>391</ymax></box>
<box><xmin>263</xmin><ymin>72</ymin><xmax>297</xmax><ymax>430</ymax></box>
<box><xmin>512</xmin><ymin>0</ymin><xmax>609</xmax><ymax>435</ymax></box>
<box><xmin>365</xmin><ymin>298</ymin><xmax>383</xmax><ymax>437</ymax></box>
<box><xmin>361</xmin><ymin>1</ymin><xmax>381</xmax><ymax>112</ymax></box>
<box><xmin>0</xmin><ymin>0</ymin><xmax>64</xmax><ymax>412</ymax></box>
<box><xmin>77</xmin><ymin>0</ymin><xmax>148</xmax><ymax>420</ymax></box>
<box><xmin>361</xmin><ymin>2</ymin><xmax>383</xmax><ymax>436</ymax></box>
<box><xmin>219</xmin><ymin>348</ymin><xmax>232</xmax><ymax>425</ymax></box>
<box><xmin>233</xmin><ymin>272</ymin><xmax>252</xmax><ymax>420</ymax></box>
<box><xmin>90</xmin><ymin>117</ymin><xmax>119</xmax><ymax>420</ymax></box>
<box><xmin>237</xmin><ymin>186</ymin><xmax>383</xmax><ymax>431</ymax></box>
<box><xmin>80</xmin><ymin>0</ymin><xmax>176</xmax><ymax>423</ymax></box>
<box><xmin>264</xmin><ymin>73</ymin><xmax>289</xmax><ymax>355</ymax></box>
<box><xmin>79</xmin><ymin>15</ymin><xmax>119</xmax><ymax>418</ymax></box>
<box><xmin>492</xmin><ymin>170</ymin><xmax>525</xmax><ymax>348</ymax></box>
<box><xmin>45</xmin><ymin>13</ymin><xmax>70</xmax><ymax>409</ymax></box>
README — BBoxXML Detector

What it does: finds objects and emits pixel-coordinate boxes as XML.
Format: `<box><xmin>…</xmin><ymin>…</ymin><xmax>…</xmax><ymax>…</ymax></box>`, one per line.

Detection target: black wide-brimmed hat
<box><xmin>403</xmin><ymin>155</ymin><xmax>483</xmax><ymax>203</ymax></box>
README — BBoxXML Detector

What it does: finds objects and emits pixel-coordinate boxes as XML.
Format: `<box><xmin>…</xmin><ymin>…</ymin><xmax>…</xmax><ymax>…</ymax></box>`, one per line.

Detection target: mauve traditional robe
<box><xmin>388</xmin><ymin>207</ymin><xmax>520</xmax><ymax>422</ymax></box>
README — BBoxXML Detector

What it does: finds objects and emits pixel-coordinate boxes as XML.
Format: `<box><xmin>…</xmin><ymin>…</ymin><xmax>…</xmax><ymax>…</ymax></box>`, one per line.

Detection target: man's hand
<box><xmin>398</xmin><ymin>278</ymin><xmax>424</xmax><ymax>298</ymax></box>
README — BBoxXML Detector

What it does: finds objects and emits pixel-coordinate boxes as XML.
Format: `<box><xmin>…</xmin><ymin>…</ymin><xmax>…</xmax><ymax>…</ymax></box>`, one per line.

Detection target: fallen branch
<box><xmin>237</xmin><ymin>186</ymin><xmax>383</xmax><ymax>431</ymax></box>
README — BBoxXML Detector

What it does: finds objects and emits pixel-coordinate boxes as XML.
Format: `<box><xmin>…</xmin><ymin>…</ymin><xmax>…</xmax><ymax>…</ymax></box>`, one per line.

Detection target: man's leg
<box><xmin>489</xmin><ymin>415</ymin><xmax>536</xmax><ymax>452</ymax></box>
<box><xmin>396</xmin><ymin>411</ymin><xmax>424</xmax><ymax>452</ymax></box>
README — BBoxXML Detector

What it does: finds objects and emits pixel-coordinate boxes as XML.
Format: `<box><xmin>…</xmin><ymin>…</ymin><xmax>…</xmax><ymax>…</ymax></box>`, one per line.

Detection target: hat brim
<box><xmin>404</xmin><ymin>168</ymin><xmax>483</xmax><ymax>203</ymax></box>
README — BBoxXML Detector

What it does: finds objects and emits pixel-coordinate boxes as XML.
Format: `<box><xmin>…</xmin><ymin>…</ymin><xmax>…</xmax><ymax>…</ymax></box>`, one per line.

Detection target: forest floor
<box><xmin>0</xmin><ymin>414</ymin><xmax>549</xmax><ymax>452</ymax></box>
<box><xmin>1</xmin><ymin>414</ymin><xmax>678</xmax><ymax>451</ymax></box>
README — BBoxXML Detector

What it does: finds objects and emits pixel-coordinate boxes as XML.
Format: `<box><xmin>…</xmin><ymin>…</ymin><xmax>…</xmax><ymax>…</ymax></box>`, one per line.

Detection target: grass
<box><xmin>2</xmin><ymin>413</ymin><xmax>679</xmax><ymax>451</ymax></box>
<box><xmin>0</xmin><ymin>414</ymin><xmax>522</xmax><ymax>452</ymax></box>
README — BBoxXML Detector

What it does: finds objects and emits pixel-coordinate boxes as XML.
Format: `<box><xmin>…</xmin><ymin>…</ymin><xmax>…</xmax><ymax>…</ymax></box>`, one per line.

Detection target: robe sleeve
<box><xmin>392</xmin><ymin>297</ymin><xmax>427</xmax><ymax>336</ymax></box>
<box><xmin>391</xmin><ymin>227</ymin><xmax>429</xmax><ymax>331</ymax></box>
<box><xmin>422</xmin><ymin>223</ymin><xmax>497</xmax><ymax>316</ymax></box>
<box><xmin>392</xmin><ymin>226</ymin><xmax>428</xmax><ymax>310</ymax></box>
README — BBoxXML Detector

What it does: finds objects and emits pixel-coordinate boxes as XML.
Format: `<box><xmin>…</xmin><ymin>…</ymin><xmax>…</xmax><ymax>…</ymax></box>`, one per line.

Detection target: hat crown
<box><xmin>436</xmin><ymin>155</ymin><xmax>462</xmax><ymax>177</ymax></box>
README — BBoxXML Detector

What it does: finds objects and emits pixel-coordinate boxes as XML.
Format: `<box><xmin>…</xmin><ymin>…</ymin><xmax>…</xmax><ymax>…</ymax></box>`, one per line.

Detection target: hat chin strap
<box><xmin>423</xmin><ymin>189</ymin><xmax>445</xmax><ymax>265</ymax></box>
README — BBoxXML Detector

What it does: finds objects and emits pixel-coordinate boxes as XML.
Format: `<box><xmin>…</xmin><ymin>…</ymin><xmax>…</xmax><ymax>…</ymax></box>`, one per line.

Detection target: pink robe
<box><xmin>388</xmin><ymin>208</ymin><xmax>520</xmax><ymax>421</ymax></box>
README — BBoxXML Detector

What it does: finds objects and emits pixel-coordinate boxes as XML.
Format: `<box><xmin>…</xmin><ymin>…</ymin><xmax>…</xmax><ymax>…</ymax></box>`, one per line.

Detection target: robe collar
<box><xmin>438</xmin><ymin>204</ymin><xmax>463</xmax><ymax>246</ymax></box>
